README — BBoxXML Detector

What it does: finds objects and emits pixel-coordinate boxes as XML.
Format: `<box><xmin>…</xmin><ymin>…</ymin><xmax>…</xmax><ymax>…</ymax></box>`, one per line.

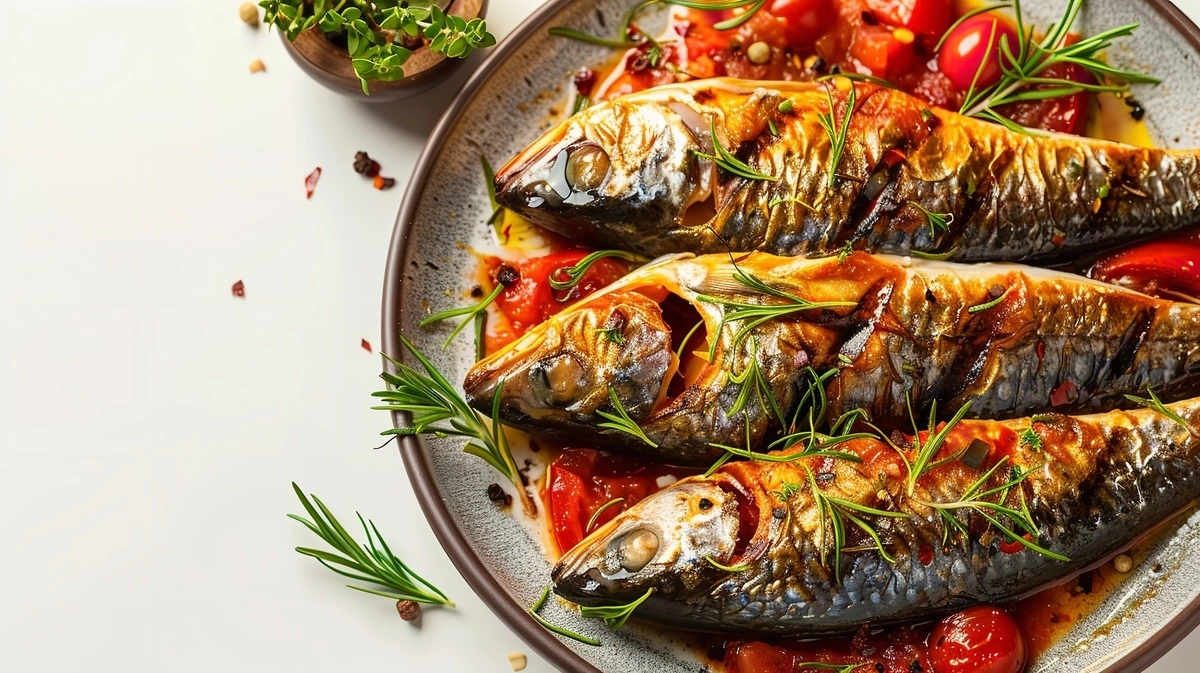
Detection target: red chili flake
<box><xmin>1036</xmin><ymin>340</ymin><xmax>1045</xmax><ymax>362</ymax></box>
<box><xmin>361</xmin><ymin>338</ymin><xmax>373</xmax><ymax>353</ymax></box>
<box><xmin>917</xmin><ymin>544</ymin><xmax>934</xmax><ymax>566</ymax></box>
<box><xmin>1000</xmin><ymin>534</ymin><xmax>1034</xmax><ymax>554</ymax></box>
<box><xmin>231</xmin><ymin>280</ymin><xmax>245</xmax><ymax>298</ymax></box>
<box><xmin>1050</xmin><ymin>380</ymin><xmax>1079</xmax><ymax>407</ymax></box>
<box><xmin>353</xmin><ymin>151</ymin><xmax>381</xmax><ymax>177</ymax></box>
<box><xmin>1051</xmin><ymin>233</ymin><xmax>1066</xmax><ymax>247</ymax></box>
<box><xmin>883</xmin><ymin>148</ymin><xmax>907</xmax><ymax>167</ymax></box>
<box><xmin>305</xmin><ymin>167</ymin><xmax>322</xmax><ymax>199</ymax></box>
<box><xmin>373</xmin><ymin>174</ymin><xmax>396</xmax><ymax>190</ymax></box>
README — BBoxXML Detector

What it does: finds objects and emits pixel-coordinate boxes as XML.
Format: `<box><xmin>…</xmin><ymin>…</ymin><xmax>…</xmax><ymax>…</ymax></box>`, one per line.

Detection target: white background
<box><xmin>3</xmin><ymin>0</ymin><xmax>1199</xmax><ymax>671</ymax></box>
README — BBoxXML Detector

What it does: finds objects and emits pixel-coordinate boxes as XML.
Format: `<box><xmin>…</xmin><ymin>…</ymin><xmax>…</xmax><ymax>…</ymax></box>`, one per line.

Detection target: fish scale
<box><xmin>553</xmin><ymin>401</ymin><xmax>1200</xmax><ymax>635</ymax></box>
<box><xmin>496</xmin><ymin>78</ymin><xmax>1200</xmax><ymax>262</ymax></box>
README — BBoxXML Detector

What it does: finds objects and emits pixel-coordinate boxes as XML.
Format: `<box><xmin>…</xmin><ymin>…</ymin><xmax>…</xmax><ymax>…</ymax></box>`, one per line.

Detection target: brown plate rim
<box><xmin>383</xmin><ymin>1</ymin><xmax>1200</xmax><ymax>671</ymax></box>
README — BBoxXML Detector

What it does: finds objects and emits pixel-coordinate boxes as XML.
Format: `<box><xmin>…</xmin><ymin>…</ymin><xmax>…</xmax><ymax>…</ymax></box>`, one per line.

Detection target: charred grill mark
<box><xmin>1083</xmin><ymin>307</ymin><xmax>1156</xmax><ymax>400</ymax></box>
<box><xmin>923</xmin><ymin>302</ymin><xmax>1014</xmax><ymax>410</ymax></box>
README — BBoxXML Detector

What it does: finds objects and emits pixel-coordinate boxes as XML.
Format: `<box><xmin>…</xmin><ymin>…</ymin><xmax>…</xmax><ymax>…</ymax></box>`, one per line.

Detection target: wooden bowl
<box><xmin>279</xmin><ymin>0</ymin><xmax>488</xmax><ymax>102</ymax></box>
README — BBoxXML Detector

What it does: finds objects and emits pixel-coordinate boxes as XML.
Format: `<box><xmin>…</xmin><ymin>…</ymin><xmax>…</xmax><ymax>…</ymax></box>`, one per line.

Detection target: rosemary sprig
<box><xmin>727</xmin><ymin>337</ymin><xmax>787</xmax><ymax>426</ymax></box>
<box><xmin>579</xmin><ymin>587</ymin><xmax>655</xmax><ymax>629</ymax></box>
<box><xmin>696</xmin><ymin>266</ymin><xmax>856</xmax><ymax>359</ymax></box>
<box><xmin>704</xmin><ymin>555</ymin><xmax>753</xmax><ymax>572</ymax></box>
<box><xmin>693</xmin><ymin>119</ymin><xmax>779</xmax><ymax>182</ymax></box>
<box><xmin>910</xmin><ymin>247</ymin><xmax>959</xmax><ymax>261</ymax></box>
<box><xmin>909</xmin><ymin>201</ymin><xmax>954</xmax><ymax>238</ymax></box>
<box><xmin>1125</xmin><ymin>385</ymin><xmax>1199</xmax><ymax>437</ymax></box>
<box><xmin>373</xmin><ymin>336</ymin><xmax>532</xmax><ymax>513</ymax></box>
<box><xmin>805</xmin><ymin>465</ymin><xmax>908</xmax><ymax>582</ymax></box>
<box><xmin>897</xmin><ymin>396</ymin><xmax>973</xmax><ymax>495</ymax></box>
<box><xmin>289</xmin><ymin>483</ymin><xmax>454</xmax><ymax>607</ymax></box>
<box><xmin>968</xmin><ymin>286</ymin><xmax>1011</xmax><ymax>313</ymax></box>
<box><xmin>547</xmin><ymin>26</ymin><xmax>637</xmax><ymax>48</ymax></box>
<box><xmin>957</xmin><ymin>0</ymin><xmax>1159</xmax><ymax>130</ymax></box>
<box><xmin>597</xmin><ymin>389</ymin><xmax>658</xmax><ymax>447</ymax></box>
<box><xmin>772</xmin><ymin>480</ymin><xmax>804</xmax><ymax>501</ymax></box>
<box><xmin>816</xmin><ymin>81</ymin><xmax>856</xmax><ymax>187</ymax></box>
<box><xmin>1018</xmin><ymin>426</ymin><xmax>1043</xmax><ymax>451</ymax></box>
<box><xmin>529</xmin><ymin>587</ymin><xmax>602</xmax><ymax>646</ymax></box>
<box><xmin>586</xmin><ymin>498</ymin><xmax>626</xmax><ymax>533</ymax></box>
<box><xmin>768</xmin><ymin>196</ymin><xmax>817</xmax><ymax>212</ymax></box>
<box><xmin>596</xmin><ymin>327</ymin><xmax>627</xmax><ymax>345</ymax></box>
<box><xmin>419</xmin><ymin>283</ymin><xmax>503</xmax><ymax>349</ymax></box>
<box><xmin>548</xmin><ymin>250</ymin><xmax>644</xmax><ymax>291</ymax></box>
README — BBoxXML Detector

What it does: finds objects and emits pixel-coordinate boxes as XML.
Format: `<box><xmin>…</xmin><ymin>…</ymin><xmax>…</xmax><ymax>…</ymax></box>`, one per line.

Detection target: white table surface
<box><xmin>3</xmin><ymin>1</ymin><xmax>1200</xmax><ymax>671</ymax></box>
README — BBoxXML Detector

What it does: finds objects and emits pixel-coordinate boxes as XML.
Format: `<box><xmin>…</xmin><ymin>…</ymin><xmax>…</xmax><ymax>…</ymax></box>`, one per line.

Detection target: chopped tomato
<box><xmin>545</xmin><ymin>448</ymin><xmax>690</xmax><ymax>553</ymax></box>
<box><xmin>1089</xmin><ymin>229</ymin><xmax>1200</xmax><ymax>301</ymax></box>
<box><xmin>865</xmin><ymin>0</ymin><xmax>952</xmax><ymax>35</ymax></box>
<box><xmin>768</xmin><ymin>0</ymin><xmax>838</xmax><ymax>47</ymax></box>
<box><xmin>937</xmin><ymin>12</ymin><xmax>1020</xmax><ymax>91</ymax></box>
<box><xmin>850</xmin><ymin>24</ymin><xmax>915</xmax><ymax>76</ymax></box>
<box><xmin>489</xmin><ymin>251</ymin><xmax>629</xmax><ymax>339</ymax></box>
<box><xmin>929</xmin><ymin>606</ymin><xmax>1027</xmax><ymax>673</ymax></box>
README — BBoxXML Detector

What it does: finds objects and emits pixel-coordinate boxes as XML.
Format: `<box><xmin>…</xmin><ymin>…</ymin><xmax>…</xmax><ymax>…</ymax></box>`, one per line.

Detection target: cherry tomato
<box><xmin>850</xmin><ymin>24</ymin><xmax>916</xmax><ymax>76</ymax></box>
<box><xmin>1089</xmin><ymin>229</ymin><xmax>1200</xmax><ymax>301</ymax></box>
<box><xmin>937</xmin><ymin>13</ymin><xmax>1020</xmax><ymax>91</ymax></box>
<box><xmin>866</xmin><ymin>0</ymin><xmax>952</xmax><ymax>35</ymax></box>
<box><xmin>929</xmin><ymin>606</ymin><xmax>1027</xmax><ymax>673</ymax></box>
<box><xmin>545</xmin><ymin>449</ymin><xmax>688</xmax><ymax>552</ymax></box>
<box><xmin>491</xmin><ymin>250</ymin><xmax>628</xmax><ymax>338</ymax></box>
<box><xmin>729</xmin><ymin>642</ymin><xmax>793</xmax><ymax>673</ymax></box>
<box><xmin>768</xmin><ymin>0</ymin><xmax>837</xmax><ymax>47</ymax></box>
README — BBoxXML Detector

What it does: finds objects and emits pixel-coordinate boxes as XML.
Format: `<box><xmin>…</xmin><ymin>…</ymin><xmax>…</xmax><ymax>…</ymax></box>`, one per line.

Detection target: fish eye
<box><xmin>565</xmin><ymin>143</ymin><xmax>611</xmax><ymax>193</ymax></box>
<box><xmin>614</xmin><ymin>528</ymin><xmax>660</xmax><ymax>573</ymax></box>
<box><xmin>530</xmin><ymin>353</ymin><xmax>588</xmax><ymax>405</ymax></box>
<box><xmin>698</xmin><ymin>498</ymin><xmax>713</xmax><ymax>510</ymax></box>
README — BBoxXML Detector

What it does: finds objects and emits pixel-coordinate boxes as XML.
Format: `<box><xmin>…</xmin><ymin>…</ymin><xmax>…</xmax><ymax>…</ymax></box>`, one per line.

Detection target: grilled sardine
<box><xmin>496</xmin><ymin>79</ymin><xmax>1200</xmax><ymax>262</ymax></box>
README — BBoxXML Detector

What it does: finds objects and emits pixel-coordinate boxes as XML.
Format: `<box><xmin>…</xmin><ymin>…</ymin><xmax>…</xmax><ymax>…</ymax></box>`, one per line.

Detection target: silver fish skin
<box><xmin>462</xmin><ymin>252</ymin><xmax>1200</xmax><ymax>465</ymax></box>
<box><xmin>552</xmin><ymin>399</ymin><xmax>1200</xmax><ymax>635</ymax></box>
<box><xmin>495</xmin><ymin>79</ymin><xmax>1200</xmax><ymax>262</ymax></box>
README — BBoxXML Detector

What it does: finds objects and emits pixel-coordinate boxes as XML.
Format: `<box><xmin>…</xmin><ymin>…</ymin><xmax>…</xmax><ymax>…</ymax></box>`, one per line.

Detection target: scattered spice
<box><xmin>1125</xmin><ymin>98</ymin><xmax>1146</xmax><ymax>121</ymax></box>
<box><xmin>361</xmin><ymin>339</ymin><xmax>373</xmax><ymax>353</ymax></box>
<box><xmin>305</xmin><ymin>167</ymin><xmax>322</xmax><ymax>199</ymax></box>
<box><xmin>373</xmin><ymin>175</ymin><xmax>396</xmax><ymax>190</ymax></box>
<box><xmin>248</xmin><ymin>59</ymin><xmax>266</xmax><ymax>73</ymax></box>
<box><xmin>507</xmin><ymin>653</ymin><xmax>528</xmax><ymax>671</ymax></box>
<box><xmin>231</xmin><ymin>280</ymin><xmax>246</xmax><ymax>298</ymax></box>
<box><xmin>353</xmin><ymin>151</ymin><xmax>381</xmax><ymax>177</ymax></box>
<box><xmin>496</xmin><ymin>263</ymin><xmax>521</xmax><ymax>287</ymax></box>
<box><xmin>470</xmin><ymin>285</ymin><xmax>484</xmax><ymax>298</ymax></box>
<box><xmin>395</xmin><ymin>599</ymin><xmax>421</xmax><ymax>621</ymax></box>
<box><xmin>746</xmin><ymin>41</ymin><xmax>771</xmax><ymax>65</ymax></box>
<box><xmin>487</xmin><ymin>482</ymin><xmax>512</xmax><ymax>507</ymax></box>
<box><xmin>239</xmin><ymin>2</ymin><xmax>259</xmax><ymax>26</ymax></box>
<box><xmin>1114</xmin><ymin>554</ymin><xmax>1134</xmax><ymax>573</ymax></box>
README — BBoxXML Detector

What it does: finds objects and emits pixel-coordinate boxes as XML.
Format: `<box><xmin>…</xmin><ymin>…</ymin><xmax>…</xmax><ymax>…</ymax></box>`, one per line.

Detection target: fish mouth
<box><xmin>552</xmin><ymin>474</ymin><xmax>761</xmax><ymax>606</ymax></box>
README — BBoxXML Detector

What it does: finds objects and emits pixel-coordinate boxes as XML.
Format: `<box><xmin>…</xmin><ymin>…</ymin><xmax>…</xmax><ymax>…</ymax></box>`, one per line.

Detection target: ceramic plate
<box><xmin>384</xmin><ymin>1</ymin><xmax>1200</xmax><ymax>671</ymax></box>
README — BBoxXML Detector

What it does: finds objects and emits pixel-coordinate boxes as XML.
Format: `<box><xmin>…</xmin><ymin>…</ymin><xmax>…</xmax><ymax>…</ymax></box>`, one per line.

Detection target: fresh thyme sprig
<box><xmin>289</xmin><ymin>483</ymin><xmax>454</xmax><ymax>607</ymax></box>
<box><xmin>419</xmin><ymin>283</ymin><xmax>503</xmax><ymax>349</ymax></box>
<box><xmin>263</xmin><ymin>1</ymin><xmax>496</xmax><ymax>94</ymax></box>
<box><xmin>956</xmin><ymin>0</ymin><xmax>1159</xmax><ymax>131</ymax></box>
<box><xmin>548</xmin><ymin>250</ymin><xmax>645</xmax><ymax>291</ymax></box>
<box><xmin>529</xmin><ymin>587</ymin><xmax>602</xmax><ymax>646</ymax></box>
<box><xmin>694</xmin><ymin>119</ymin><xmax>779</xmax><ymax>182</ymax></box>
<box><xmin>704</xmin><ymin>555</ymin><xmax>753</xmax><ymax>572</ymax></box>
<box><xmin>579</xmin><ymin>587</ymin><xmax>655</xmax><ymax>629</ymax></box>
<box><xmin>372</xmin><ymin>336</ymin><xmax>532</xmax><ymax>513</ymax></box>
<box><xmin>1125</xmin><ymin>385</ymin><xmax>1199</xmax><ymax>437</ymax></box>
<box><xmin>586</xmin><ymin>497</ymin><xmax>626</xmax><ymax>533</ymax></box>
<box><xmin>909</xmin><ymin>201</ymin><xmax>954</xmax><ymax>238</ymax></box>
<box><xmin>597</xmin><ymin>389</ymin><xmax>658</xmax><ymax>447</ymax></box>
<box><xmin>816</xmin><ymin>80</ymin><xmax>856</xmax><ymax>187</ymax></box>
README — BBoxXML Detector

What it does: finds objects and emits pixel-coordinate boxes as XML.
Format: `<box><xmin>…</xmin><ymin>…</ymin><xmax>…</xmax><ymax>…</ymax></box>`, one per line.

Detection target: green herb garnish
<box><xmin>549</xmin><ymin>250</ymin><xmax>644</xmax><ymax>291</ymax></box>
<box><xmin>968</xmin><ymin>287</ymin><xmax>1012</xmax><ymax>314</ymax></box>
<box><xmin>909</xmin><ymin>201</ymin><xmax>954</xmax><ymax>238</ymax></box>
<box><xmin>597</xmin><ymin>389</ymin><xmax>658</xmax><ymax>447</ymax></box>
<box><xmin>816</xmin><ymin>80</ymin><xmax>856</xmax><ymax>187</ymax></box>
<box><xmin>1018</xmin><ymin>426</ymin><xmax>1043</xmax><ymax>451</ymax></box>
<box><xmin>586</xmin><ymin>498</ymin><xmax>626</xmax><ymax>533</ymax></box>
<box><xmin>579</xmin><ymin>587</ymin><xmax>655</xmax><ymax>630</ymax></box>
<box><xmin>704</xmin><ymin>556</ymin><xmax>753</xmax><ymax>573</ymax></box>
<box><xmin>420</xmin><ymin>283</ymin><xmax>503</xmax><ymax>349</ymax></box>
<box><xmin>289</xmin><ymin>483</ymin><xmax>454</xmax><ymax>607</ymax></box>
<box><xmin>596</xmin><ymin>327</ymin><xmax>627</xmax><ymax>345</ymax></box>
<box><xmin>546</xmin><ymin>26</ymin><xmax>637</xmax><ymax>48</ymax></box>
<box><xmin>1125</xmin><ymin>385</ymin><xmax>1198</xmax><ymax>436</ymax></box>
<box><xmin>529</xmin><ymin>587</ymin><xmax>602</xmax><ymax>646</ymax></box>
<box><xmin>693</xmin><ymin>119</ymin><xmax>779</xmax><ymax>182</ymax></box>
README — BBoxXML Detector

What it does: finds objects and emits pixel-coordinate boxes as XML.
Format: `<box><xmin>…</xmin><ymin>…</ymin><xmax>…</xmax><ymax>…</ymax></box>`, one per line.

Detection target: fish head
<box><xmin>463</xmin><ymin>290</ymin><xmax>674</xmax><ymax>428</ymax></box>
<box><xmin>494</xmin><ymin>98</ymin><xmax>712</xmax><ymax>251</ymax></box>
<box><xmin>552</xmin><ymin>476</ymin><xmax>745</xmax><ymax>605</ymax></box>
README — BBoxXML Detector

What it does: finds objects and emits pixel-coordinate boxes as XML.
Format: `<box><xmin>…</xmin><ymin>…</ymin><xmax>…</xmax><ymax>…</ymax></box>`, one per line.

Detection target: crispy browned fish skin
<box><xmin>462</xmin><ymin>252</ymin><xmax>1200</xmax><ymax>465</ymax></box>
<box><xmin>496</xmin><ymin>79</ymin><xmax>1200</xmax><ymax>262</ymax></box>
<box><xmin>552</xmin><ymin>400</ymin><xmax>1200</xmax><ymax>634</ymax></box>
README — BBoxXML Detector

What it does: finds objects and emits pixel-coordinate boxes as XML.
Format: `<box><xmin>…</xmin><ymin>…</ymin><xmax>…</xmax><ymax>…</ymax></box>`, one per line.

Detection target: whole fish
<box><xmin>552</xmin><ymin>399</ymin><xmax>1200</xmax><ymax>634</ymax></box>
<box><xmin>462</xmin><ymin>252</ymin><xmax>1200</xmax><ymax>465</ymax></box>
<box><xmin>495</xmin><ymin>78</ymin><xmax>1200</xmax><ymax>262</ymax></box>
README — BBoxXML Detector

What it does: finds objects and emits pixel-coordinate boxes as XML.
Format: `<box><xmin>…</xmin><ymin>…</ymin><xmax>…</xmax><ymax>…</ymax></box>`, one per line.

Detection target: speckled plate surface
<box><xmin>384</xmin><ymin>2</ymin><xmax>1200</xmax><ymax>671</ymax></box>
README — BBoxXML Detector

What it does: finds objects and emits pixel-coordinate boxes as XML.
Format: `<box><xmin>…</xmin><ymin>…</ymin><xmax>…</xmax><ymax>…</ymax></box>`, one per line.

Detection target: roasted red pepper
<box><xmin>1090</xmin><ymin>229</ymin><xmax>1200</xmax><ymax>301</ymax></box>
